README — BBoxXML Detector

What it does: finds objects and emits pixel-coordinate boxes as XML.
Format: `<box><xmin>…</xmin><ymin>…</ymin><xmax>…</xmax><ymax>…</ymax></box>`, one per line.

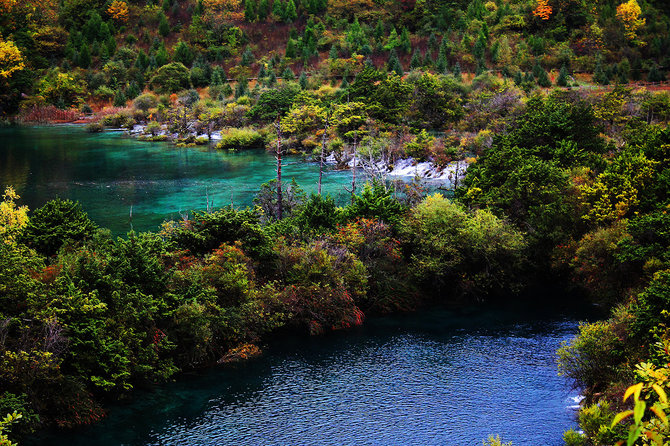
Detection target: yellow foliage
<box><xmin>202</xmin><ymin>0</ymin><xmax>242</xmax><ymax>21</ymax></box>
<box><xmin>0</xmin><ymin>187</ymin><xmax>29</xmax><ymax>244</ymax></box>
<box><xmin>107</xmin><ymin>0</ymin><xmax>129</xmax><ymax>22</ymax></box>
<box><xmin>532</xmin><ymin>0</ymin><xmax>553</xmax><ymax>20</ymax></box>
<box><xmin>0</xmin><ymin>39</ymin><xmax>25</xmax><ymax>79</ymax></box>
<box><xmin>616</xmin><ymin>0</ymin><xmax>646</xmax><ymax>41</ymax></box>
<box><xmin>0</xmin><ymin>0</ymin><xmax>16</xmax><ymax>13</ymax></box>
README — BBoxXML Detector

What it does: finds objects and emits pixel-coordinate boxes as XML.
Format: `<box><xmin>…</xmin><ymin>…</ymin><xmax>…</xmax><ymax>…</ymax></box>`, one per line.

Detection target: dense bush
<box><xmin>215</xmin><ymin>127</ymin><xmax>265</xmax><ymax>150</ymax></box>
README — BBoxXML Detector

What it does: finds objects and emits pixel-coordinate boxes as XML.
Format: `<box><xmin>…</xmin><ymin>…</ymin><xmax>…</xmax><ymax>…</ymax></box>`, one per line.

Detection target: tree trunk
<box><xmin>275</xmin><ymin>120</ymin><xmax>283</xmax><ymax>220</ymax></box>
<box><xmin>318</xmin><ymin>118</ymin><xmax>329</xmax><ymax>195</ymax></box>
<box><xmin>351</xmin><ymin>132</ymin><xmax>358</xmax><ymax>204</ymax></box>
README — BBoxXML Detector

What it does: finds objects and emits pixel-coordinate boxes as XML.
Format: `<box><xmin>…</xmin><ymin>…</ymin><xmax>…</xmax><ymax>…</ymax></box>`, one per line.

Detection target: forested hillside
<box><xmin>0</xmin><ymin>0</ymin><xmax>669</xmax><ymax>115</ymax></box>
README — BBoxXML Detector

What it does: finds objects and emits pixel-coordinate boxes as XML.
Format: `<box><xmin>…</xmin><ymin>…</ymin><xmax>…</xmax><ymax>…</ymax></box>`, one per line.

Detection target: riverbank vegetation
<box><xmin>0</xmin><ymin>85</ymin><xmax>669</xmax><ymax>444</ymax></box>
<box><xmin>1</xmin><ymin>0</ymin><xmax>670</xmax><ymax>443</ymax></box>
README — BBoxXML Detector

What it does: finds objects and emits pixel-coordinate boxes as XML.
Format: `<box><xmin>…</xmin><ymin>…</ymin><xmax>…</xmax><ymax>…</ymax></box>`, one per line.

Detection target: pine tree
<box><xmin>245</xmin><ymin>0</ymin><xmax>257</xmax><ymax>21</ymax></box>
<box><xmin>258</xmin><ymin>64</ymin><xmax>267</xmax><ymax>79</ymax></box>
<box><xmin>79</xmin><ymin>43</ymin><xmax>91</xmax><ymax>68</ymax></box>
<box><xmin>284</xmin><ymin>0</ymin><xmax>297</xmax><ymax>22</ymax></box>
<box><xmin>174</xmin><ymin>41</ymin><xmax>194</xmax><ymax>66</ymax></box>
<box><xmin>648</xmin><ymin>64</ymin><xmax>666</xmax><ymax>82</ymax></box>
<box><xmin>536</xmin><ymin>67</ymin><xmax>551</xmax><ymax>87</ymax></box>
<box><xmin>113</xmin><ymin>88</ymin><xmax>127</xmax><ymax>106</ymax></box>
<box><xmin>400</xmin><ymin>27</ymin><xmax>411</xmax><ymax>53</ymax></box>
<box><xmin>428</xmin><ymin>33</ymin><xmax>437</xmax><ymax>51</ymax></box>
<box><xmin>299</xmin><ymin>71</ymin><xmax>308</xmax><ymax>89</ymax></box>
<box><xmin>155</xmin><ymin>42</ymin><xmax>168</xmax><ymax>66</ymax></box>
<box><xmin>267</xmin><ymin>71</ymin><xmax>277</xmax><ymax>86</ymax></box>
<box><xmin>452</xmin><ymin>61</ymin><xmax>461</xmax><ymax>78</ymax></box>
<box><xmin>211</xmin><ymin>66</ymin><xmax>225</xmax><ymax>85</ymax></box>
<box><xmin>387</xmin><ymin>49</ymin><xmax>403</xmax><ymax>76</ymax></box>
<box><xmin>556</xmin><ymin>64</ymin><xmax>569</xmax><ymax>87</ymax></box>
<box><xmin>593</xmin><ymin>56</ymin><xmax>609</xmax><ymax>85</ymax></box>
<box><xmin>136</xmin><ymin>50</ymin><xmax>150</xmax><ymax>71</ymax></box>
<box><xmin>158</xmin><ymin>12</ymin><xmax>170</xmax><ymax>37</ymax></box>
<box><xmin>410</xmin><ymin>49</ymin><xmax>422</xmax><ymax>70</ymax></box>
<box><xmin>514</xmin><ymin>70</ymin><xmax>523</xmax><ymax>85</ymax></box>
<box><xmin>235</xmin><ymin>78</ymin><xmax>248</xmax><ymax>98</ymax></box>
<box><xmin>272</xmin><ymin>0</ymin><xmax>284</xmax><ymax>20</ymax></box>
<box><xmin>282</xmin><ymin>66</ymin><xmax>295</xmax><ymax>80</ymax></box>
<box><xmin>374</xmin><ymin>20</ymin><xmax>384</xmax><ymax>42</ymax></box>
<box><xmin>329</xmin><ymin>45</ymin><xmax>338</xmax><ymax>59</ymax></box>
<box><xmin>258</xmin><ymin>0</ymin><xmax>269</xmax><ymax>20</ymax></box>
<box><xmin>286</xmin><ymin>39</ymin><xmax>297</xmax><ymax>58</ymax></box>
<box><xmin>436</xmin><ymin>54</ymin><xmax>448</xmax><ymax>73</ymax></box>
<box><xmin>106</xmin><ymin>36</ymin><xmax>117</xmax><ymax>57</ymax></box>
<box><xmin>241</xmin><ymin>47</ymin><xmax>254</xmax><ymax>66</ymax></box>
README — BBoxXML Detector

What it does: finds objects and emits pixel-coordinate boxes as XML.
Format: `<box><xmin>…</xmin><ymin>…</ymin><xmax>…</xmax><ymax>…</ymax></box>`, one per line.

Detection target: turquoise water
<box><xmin>29</xmin><ymin>304</ymin><xmax>583</xmax><ymax>446</ymax></box>
<box><xmin>0</xmin><ymin>125</ymin><xmax>354</xmax><ymax>234</ymax></box>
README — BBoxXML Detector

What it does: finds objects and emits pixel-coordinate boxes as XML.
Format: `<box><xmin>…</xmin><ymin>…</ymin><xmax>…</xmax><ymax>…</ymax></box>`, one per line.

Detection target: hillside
<box><xmin>0</xmin><ymin>0</ymin><xmax>669</xmax><ymax>115</ymax></box>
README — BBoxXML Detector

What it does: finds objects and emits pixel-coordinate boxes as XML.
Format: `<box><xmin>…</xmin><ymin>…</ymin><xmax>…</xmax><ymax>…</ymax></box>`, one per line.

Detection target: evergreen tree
<box><xmin>155</xmin><ymin>42</ymin><xmax>169</xmax><ymax>67</ymax></box>
<box><xmin>258</xmin><ymin>0</ymin><xmax>269</xmax><ymax>20</ymax></box>
<box><xmin>618</xmin><ymin>58</ymin><xmax>630</xmax><ymax>83</ymax></box>
<box><xmin>235</xmin><ymin>78</ymin><xmax>248</xmax><ymax>98</ymax></box>
<box><xmin>284</xmin><ymin>0</ymin><xmax>297</xmax><ymax>22</ymax></box>
<box><xmin>211</xmin><ymin>66</ymin><xmax>225</xmax><ymax>85</ymax></box>
<box><xmin>258</xmin><ymin>64</ymin><xmax>267</xmax><ymax>79</ymax></box>
<box><xmin>340</xmin><ymin>76</ymin><xmax>349</xmax><ymax>89</ymax></box>
<box><xmin>267</xmin><ymin>71</ymin><xmax>277</xmax><ymax>86</ymax></box>
<box><xmin>453</xmin><ymin>61</ymin><xmax>461</xmax><ymax>78</ymax></box>
<box><xmin>158</xmin><ymin>12</ymin><xmax>170</xmax><ymax>37</ymax></box>
<box><xmin>282</xmin><ymin>66</ymin><xmax>295</xmax><ymax>80</ymax></box>
<box><xmin>374</xmin><ymin>20</ymin><xmax>385</xmax><ymax>42</ymax></box>
<box><xmin>329</xmin><ymin>45</ymin><xmax>338</xmax><ymax>59</ymax></box>
<box><xmin>126</xmin><ymin>81</ymin><xmax>140</xmax><ymax>99</ymax></box>
<box><xmin>423</xmin><ymin>51</ymin><xmax>434</xmax><ymax>67</ymax></box>
<box><xmin>113</xmin><ymin>88</ymin><xmax>127</xmax><ymax>106</ymax></box>
<box><xmin>593</xmin><ymin>56</ymin><xmax>609</xmax><ymax>85</ymax></box>
<box><xmin>299</xmin><ymin>71</ymin><xmax>308</xmax><ymax>89</ymax></box>
<box><xmin>536</xmin><ymin>67</ymin><xmax>551</xmax><ymax>87</ymax></box>
<box><xmin>245</xmin><ymin>0</ymin><xmax>257</xmax><ymax>21</ymax></box>
<box><xmin>241</xmin><ymin>47</ymin><xmax>254</xmax><ymax>66</ymax></box>
<box><xmin>410</xmin><ymin>49</ymin><xmax>422</xmax><ymax>70</ymax></box>
<box><xmin>400</xmin><ymin>27</ymin><xmax>411</xmax><ymax>53</ymax></box>
<box><xmin>428</xmin><ymin>32</ymin><xmax>437</xmax><ymax>51</ymax></box>
<box><xmin>648</xmin><ymin>64</ymin><xmax>666</xmax><ymax>82</ymax></box>
<box><xmin>514</xmin><ymin>70</ymin><xmax>523</xmax><ymax>85</ymax></box>
<box><xmin>286</xmin><ymin>39</ymin><xmax>297</xmax><ymax>58</ymax></box>
<box><xmin>557</xmin><ymin>64</ymin><xmax>569</xmax><ymax>87</ymax></box>
<box><xmin>436</xmin><ymin>54</ymin><xmax>448</xmax><ymax>73</ymax></box>
<box><xmin>272</xmin><ymin>0</ymin><xmax>284</xmax><ymax>19</ymax></box>
<box><xmin>79</xmin><ymin>44</ymin><xmax>91</xmax><ymax>68</ymax></box>
<box><xmin>174</xmin><ymin>41</ymin><xmax>194</xmax><ymax>66</ymax></box>
<box><xmin>387</xmin><ymin>49</ymin><xmax>403</xmax><ymax>76</ymax></box>
<box><xmin>473</xmin><ymin>31</ymin><xmax>486</xmax><ymax>61</ymax></box>
<box><xmin>106</xmin><ymin>36</ymin><xmax>117</xmax><ymax>57</ymax></box>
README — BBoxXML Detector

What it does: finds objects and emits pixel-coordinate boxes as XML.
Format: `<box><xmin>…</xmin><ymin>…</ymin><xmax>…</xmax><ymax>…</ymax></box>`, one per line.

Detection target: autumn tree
<box><xmin>0</xmin><ymin>40</ymin><xmax>25</xmax><ymax>80</ymax></box>
<box><xmin>532</xmin><ymin>0</ymin><xmax>552</xmax><ymax>21</ymax></box>
<box><xmin>107</xmin><ymin>0</ymin><xmax>129</xmax><ymax>23</ymax></box>
<box><xmin>616</xmin><ymin>0</ymin><xmax>645</xmax><ymax>42</ymax></box>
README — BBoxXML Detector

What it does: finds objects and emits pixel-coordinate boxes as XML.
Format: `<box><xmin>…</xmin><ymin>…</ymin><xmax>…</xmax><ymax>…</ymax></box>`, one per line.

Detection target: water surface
<box><xmin>0</xmin><ymin>126</ymin><xmax>354</xmax><ymax>234</ymax></box>
<box><xmin>32</xmin><ymin>305</ymin><xmax>582</xmax><ymax>446</ymax></box>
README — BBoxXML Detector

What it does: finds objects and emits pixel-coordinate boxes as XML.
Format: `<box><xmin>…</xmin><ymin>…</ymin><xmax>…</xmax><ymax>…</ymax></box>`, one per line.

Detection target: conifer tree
<box><xmin>410</xmin><ymin>49</ymin><xmax>422</xmax><ymax>69</ymax></box>
<box><xmin>400</xmin><ymin>27</ymin><xmax>411</xmax><ymax>53</ymax></box>
<box><xmin>158</xmin><ymin>12</ymin><xmax>170</xmax><ymax>37</ymax></box>
<box><xmin>79</xmin><ymin>43</ymin><xmax>91</xmax><ymax>68</ymax></box>
<box><xmin>258</xmin><ymin>0</ymin><xmax>269</xmax><ymax>20</ymax></box>
<box><xmin>272</xmin><ymin>0</ymin><xmax>284</xmax><ymax>19</ymax></box>
<box><xmin>299</xmin><ymin>71</ymin><xmax>308</xmax><ymax>89</ymax></box>
<box><xmin>556</xmin><ymin>64</ymin><xmax>569</xmax><ymax>87</ymax></box>
<box><xmin>387</xmin><ymin>49</ymin><xmax>403</xmax><ymax>76</ymax></box>
<box><xmin>282</xmin><ymin>66</ymin><xmax>295</xmax><ymax>80</ymax></box>
<box><xmin>329</xmin><ymin>45</ymin><xmax>338</xmax><ymax>59</ymax></box>
<box><xmin>284</xmin><ymin>0</ymin><xmax>297</xmax><ymax>22</ymax></box>
<box><xmin>245</xmin><ymin>0</ymin><xmax>257</xmax><ymax>21</ymax></box>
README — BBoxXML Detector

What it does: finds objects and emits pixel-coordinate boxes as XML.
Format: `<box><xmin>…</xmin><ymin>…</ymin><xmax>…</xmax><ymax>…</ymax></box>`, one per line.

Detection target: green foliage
<box><xmin>254</xmin><ymin>178</ymin><xmax>306</xmax><ymax>221</ymax></box>
<box><xmin>21</xmin><ymin>198</ymin><xmax>97</xmax><ymax>257</ymax></box>
<box><xmin>150</xmin><ymin>62</ymin><xmax>190</xmax><ymax>93</ymax></box>
<box><xmin>215</xmin><ymin>127</ymin><xmax>265</xmax><ymax>150</ymax></box>
<box><xmin>342</xmin><ymin>182</ymin><xmax>406</xmax><ymax>227</ymax></box>
<box><xmin>247</xmin><ymin>82</ymin><xmax>300</xmax><ymax>122</ymax></box>
<box><xmin>557</xmin><ymin>321</ymin><xmax>625</xmax><ymax>390</ymax></box>
<box><xmin>295</xmin><ymin>194</ymin><xmax>340</xmax><ymax>234</ymax></box>
<box><xmin>173</xmin><ymin>41</ymin><xmax>195</xmax><ymax>67</ymax></box>
<box><xmin>401</xmin><ymin>194</ymin><xmax>527</xmax><ymax>299</ymax></box>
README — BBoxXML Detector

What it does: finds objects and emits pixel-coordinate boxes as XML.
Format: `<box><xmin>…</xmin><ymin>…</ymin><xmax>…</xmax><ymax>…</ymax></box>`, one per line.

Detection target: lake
<box><xmin>29</xmin><ymin>304</ymin><xmax>583</xmax><ymax>446</ymax></box>
<box><xmin>0</xmin><ymin>125</ymin><xmax>355</xmax><ymax>234</ymax></box>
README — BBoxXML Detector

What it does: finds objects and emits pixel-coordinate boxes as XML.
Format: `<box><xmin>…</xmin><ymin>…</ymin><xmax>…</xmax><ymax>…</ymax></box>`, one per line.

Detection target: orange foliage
<box><xmin>616</xmin><ymin>0</ymin><xmax>645</xmax><ymax>41</ymax></box>
<box><xmin>532</xmin><ymin>0</ymin><xmax>553</xmax><ymax>20</ymax></box>
<box><xmin>107</xmin><ymin>0</ymin><xmax>129</xmax><ymax>22</ymax></box>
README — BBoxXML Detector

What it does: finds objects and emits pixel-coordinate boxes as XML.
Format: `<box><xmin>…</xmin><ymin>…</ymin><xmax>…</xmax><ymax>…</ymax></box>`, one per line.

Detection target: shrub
<box><xmin>133</xmin><ymin>93</ymin><xmax>158</xmax><ymax>112</ymax></box>
<box><xmin>21</xmin><ymin>198</ymin><xmax>97</xmax><ymax>257</ymax></box>
<box><xmin>557</xmin><ymin>321</ymin><xmax>625</xmax><ymax>390</ymax></box>
<box><xmin>85</xmin><ymin>121</ymin><xmax>104</xmax><ymax>133</ymax></box>
<box><xmin>215</xmin><ymin>127</ymin><xmax>265</xmax><ymax>150</ymax></box>
<box><xmin>150</xmin><ymin>62</ymin><xmax>191</xmax><ymax>94</ymax></box>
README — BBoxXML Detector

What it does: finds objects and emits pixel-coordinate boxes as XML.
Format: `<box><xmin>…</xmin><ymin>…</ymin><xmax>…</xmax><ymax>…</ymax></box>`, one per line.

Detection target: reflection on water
<box><xmin>31</xmin><ymin>305</ymin><xmax>583</xmax><ymax>446</ymax></box>
<box><xmin>0</xmin><ymin>126</ymin><xmax>354</xmax><ymax>235</ymax></box>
